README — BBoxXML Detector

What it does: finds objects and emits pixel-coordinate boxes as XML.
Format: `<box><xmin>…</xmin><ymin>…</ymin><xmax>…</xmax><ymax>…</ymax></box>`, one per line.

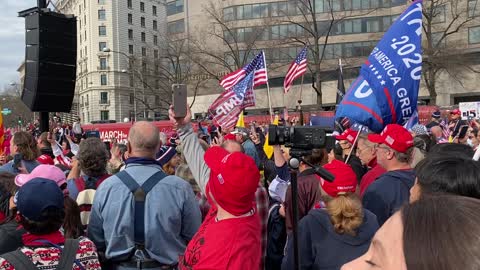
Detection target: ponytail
<box><xmin>326</xmin><ymin>192</ymin><xmax>363</xmax><ymax>236</ymax></box>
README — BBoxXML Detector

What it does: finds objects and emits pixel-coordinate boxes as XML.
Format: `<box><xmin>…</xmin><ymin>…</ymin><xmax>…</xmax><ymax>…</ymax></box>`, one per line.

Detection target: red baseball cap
<box><xmin>368</xmin><ymin>124</ymin><xmax>414</xmax><ymax>153</ymax></box>
<box><xmin>450</xmin><ymin>109</ymin><xmax>461</xmax><ymax>115</ymax></box>
<box><xmin>321</xmin><ymin>160</ymin><xmax>357</xmax><ymax>197</ymax></box>
<box><xmin>335</xmin><ymin>129</ymin><xmax>358</xmax><ymax>144</ymax></box>
<box><xmin>223</xmin><ymin>134</ymin><xmax>236</xmax><ymax>141</ymax></box>
<box><xmin>204</xmin><ymin>146</ymin><xmax>260</xmax><ymax>216</ymax></box>
<box><xmin>37</xmin><ymin>154</ymin><xmax>54</xmax><ymax>165</ymax></box>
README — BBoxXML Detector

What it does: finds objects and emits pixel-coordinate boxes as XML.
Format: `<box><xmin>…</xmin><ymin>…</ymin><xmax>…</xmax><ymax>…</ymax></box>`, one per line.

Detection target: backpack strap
<box><xmin>1</xmin><ymin>250</ymin><xmax>38</xmax><ymax>270</ymax></box>
<box><xmin>57</xmin><ymin>239</ymin><xmax>81</xmax><ymax>270</ymax></box>
<box><xmin>117</xmin><ymin>170</ymin><xmax>166</xmax><ymax>247</ymax></box>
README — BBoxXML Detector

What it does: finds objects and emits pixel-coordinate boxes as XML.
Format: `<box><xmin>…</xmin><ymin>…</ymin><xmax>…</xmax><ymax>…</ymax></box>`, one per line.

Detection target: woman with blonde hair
<box><xmin>282</xmin><ymin>157</ymin><xmax>379</xmax><ymax>270</ymax></box>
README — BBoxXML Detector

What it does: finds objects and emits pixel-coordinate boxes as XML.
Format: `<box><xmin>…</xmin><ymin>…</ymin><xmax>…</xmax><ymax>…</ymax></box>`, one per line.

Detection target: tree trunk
<box><xmin>425</xmin><ymin>69</ymin><xmax>438</xmax><ymax>105</ymax></box>
<box><xmin>315</xmin><ymin>73</ymin><xmax>323</xmax><ymax>106</ymax></box>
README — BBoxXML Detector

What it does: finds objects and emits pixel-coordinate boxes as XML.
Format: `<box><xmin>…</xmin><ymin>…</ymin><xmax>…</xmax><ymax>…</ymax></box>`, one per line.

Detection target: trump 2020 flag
<box><xmin>336</xmin><ymin>0</ymin><xmax>423</xmax><ymax>132</ymax></box>
<box><xmin>209</xmin><ymin>72</ymin><xmax>256</xmax><ymax>129</ymax></box>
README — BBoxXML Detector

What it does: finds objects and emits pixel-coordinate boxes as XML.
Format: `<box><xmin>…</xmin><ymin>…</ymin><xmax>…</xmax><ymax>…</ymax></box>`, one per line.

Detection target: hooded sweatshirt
<box><xmin>362</xmin><ymin>169</ymin><xmax>415</xmax><ymax>226</ymax></box>
<box><xmin>281</xmin><ymin>208</ymin><xmax>378</xmax><ymax>270</ymax></box>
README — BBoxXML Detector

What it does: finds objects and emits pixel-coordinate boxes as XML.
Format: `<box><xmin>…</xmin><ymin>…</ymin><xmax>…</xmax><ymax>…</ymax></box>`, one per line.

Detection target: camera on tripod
<box><xmin>268</xmin><ymin>125</ymin><xmax>335</xmax><ymax>157</ymax></box>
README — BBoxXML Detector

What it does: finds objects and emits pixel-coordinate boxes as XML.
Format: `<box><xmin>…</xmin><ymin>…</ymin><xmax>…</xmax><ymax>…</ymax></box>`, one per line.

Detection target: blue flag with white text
<box><xmin>336</xmin><ymin>0</ymin><xmax>423</xmax><ymax>132</ymax></box>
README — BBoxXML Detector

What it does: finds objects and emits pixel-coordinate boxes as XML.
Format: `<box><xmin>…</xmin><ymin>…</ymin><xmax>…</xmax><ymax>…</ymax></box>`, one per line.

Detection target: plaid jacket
<box><xmin>256</xmin><ymin>185</ymin><xmax>269</xmax><ymax>270</ymax></box>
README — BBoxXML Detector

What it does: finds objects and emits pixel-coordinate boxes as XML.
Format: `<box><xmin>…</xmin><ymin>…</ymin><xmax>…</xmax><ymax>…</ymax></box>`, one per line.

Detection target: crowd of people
<box><xmin>0</xmin><ymin>107</ymin><xmax>478</xmax><ymax>270</ymax></box>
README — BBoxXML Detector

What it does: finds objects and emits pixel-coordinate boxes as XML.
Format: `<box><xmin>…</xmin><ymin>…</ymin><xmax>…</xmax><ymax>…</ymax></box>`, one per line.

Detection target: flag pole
<box><xmin>345</xmin><ymin>125</ymin><xmax>361</xmax><ymax>164</ymax></box>
<box><xmin>263</xmin><ymin>51</ymin><xmax>274</xmax><ymax>122</ymax></box>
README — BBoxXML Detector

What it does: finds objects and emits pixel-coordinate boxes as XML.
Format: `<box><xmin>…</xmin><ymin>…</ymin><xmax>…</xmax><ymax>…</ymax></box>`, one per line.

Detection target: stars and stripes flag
<box><xmin>284</xmin><ymin>47</ymin><xmax>308</xmax><ymax>93</ymax></box>
<box><xmin>220</xmin><ymin>51</ymin><xmax>268</xmax><ymax>90</ymax></box>
<box><xmin>209</xmin><ymin>72</ymin><xmax>256</xmax><ymax>129</ymax></box>
<box><xmin>439</xmin><ymin>118</ymin><xmax>451</xmax><ymax>139</ymax></box>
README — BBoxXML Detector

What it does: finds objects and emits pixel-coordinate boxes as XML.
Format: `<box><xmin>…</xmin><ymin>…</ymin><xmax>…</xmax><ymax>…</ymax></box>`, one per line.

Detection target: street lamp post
<box><xmin>103</xmin><ymin>48</ymin><xmax>137</xmax><ymax>122</ymax></box>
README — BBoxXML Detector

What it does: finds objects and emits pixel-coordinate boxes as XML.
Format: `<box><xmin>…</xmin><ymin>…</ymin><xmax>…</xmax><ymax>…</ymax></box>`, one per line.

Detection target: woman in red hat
<box><xmin>282</xmin><ymin>144</ymin><xmax>379</xmax><ymax>270</ymax></box>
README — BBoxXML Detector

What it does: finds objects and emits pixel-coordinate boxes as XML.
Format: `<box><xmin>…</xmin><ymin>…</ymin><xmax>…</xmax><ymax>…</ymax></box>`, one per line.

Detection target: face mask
<box><xmin>467</xmin><ymin>138</ymin><xmax>474</xmax><ymax>147</ymax></box>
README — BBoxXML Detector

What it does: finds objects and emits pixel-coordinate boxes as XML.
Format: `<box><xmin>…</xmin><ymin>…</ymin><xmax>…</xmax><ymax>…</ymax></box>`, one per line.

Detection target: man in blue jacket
<box><xmin>362</xmin><ymin>124</ymin><xmax>415</xmax><ymax>226</ymax></box>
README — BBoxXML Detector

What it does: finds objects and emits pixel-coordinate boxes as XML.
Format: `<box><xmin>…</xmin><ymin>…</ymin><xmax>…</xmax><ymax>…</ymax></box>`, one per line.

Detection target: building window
<box><xmin>98</xmin><ymin>9</ymin><xmax>106</xmax><ymax>20</ymax></box>
<box><xmin>167</xmin><ymin>0</ymin><xmax>184</xmax><ymax>16</ymax></box>
<box><xmin>153</xmin><ymin>35</ymin><xmax>158</xmax><ymax>45</ymax></box>
<box><xmin>129</xmin><ymin>93</ymin><xmax>134</xmax><ymax>104</ymax></box>
<box><xmin>142</xmin><ymin>62</ymin><xmax>147</xmax><ymax>73</ymax></box>
<box><xmin>153</xmin><ymin>20</ymin><xmax>157</xmax><ymax>30</ymax></box>
<box><xmin>142</xmin><ymin>47</ymin><xmax>147</xmax><ymax>56</ymax></box>
<box><xmin>469</xmin><ymin>0</ymin><xmax>480</xmax><ymax>17</ymax></box>
<box><xmin>141</xmin><ymin>32</ymin><xmax>146</xmax><ymax>42</ymax></box>
<box><xmin>140</xmin><ymin>2</ymin><xmax>145</xmax><ymax>12</ymax></box>
<box><xmin>100</xmin><ymin>111</ymin><xmax>109</xmax><ymax>120</ymax></box>
<box><xmin>84</xmin><ymin>30</ymin><xmax>87</xmax><ymax>41</ymax></box>
<box><xmin>86</xmin><ymin>94</ymin><xmax>89</xmax><ymax>106</ymax></box>
<box><xmin>99</xmin><ymin>58</ymin><xmax>107</xmax><ymax>70</ymax></box>
<box><xmin>129</xmin><ymin>44</ymin><xmax>134</xmax><ymax>54</ymax></box>
<box><xmin>128</xmin><ymin>29</ymin><xmax>133</xmax><ymax>40</ymax></box>
<box><xmin>128</xmin><ymin>13</ymin><xmax>133</xmax><ymax>24</ymax></box>
<box><xmin>469</xmin><ymin>26</ymin><xmax>480</xmax><ymax>44</ymax></box>
<box><xmin>99</xmin><ymin>26</ymin><xmax>107</xmax><ymax>36</ymax></box>
<box><xmin>155</xmin><ymin>95</ymin><xmax>160</xmax><ymax>105</ymax></box>
<box><xmin>100</xmin><ymin>74</ymin><xmax>108</xmax><ymax>86</ymax></box>
<box><xmin>127</xmin><ymin>0</ymin><xmax>132</xmax><ymax>9</ymax></box>
<box><xmin>431</xmin><ymin>5</ymin><xmax>446</xmax><ymax>24</ymax></box>
<box><xmin>141</xmin><ymin>17</ymin><xmax>146</xmax><ymax>27</ymax></box>
<box><xmin>153</xmin><ymin>5</ymin><xmax>157</xmax><ymax>16</ymax></box>
<box><xmin>99</xmin><ymin>42</ymin><xmax>107</xmax><ymax>51</ymax></box>
<box><xmin>154</xmin><ymin>49</ymin><xmax>158</xmax><ymax>58</ymax></box>
<box><xmin>98</xmin><ymin>0</ymin><xmax>105</xmax><ymax>4</ymax></box>
<box><xmin>431</xmin><ymin>32</ymin><xmax>446</xmax><ymax>48</ymax></box>
<box><xmin>100</xmin><ymin>92</ymin><xmax>108</xmax><ymax>104</ymax></box>
<box><xmin>154</xmin><ymin>64</ymin><xmax>159</xmax><ymax>74</ymax></box>
<box><xmin>167</xmin><ymin>19</ymin><xmax>185</xmax><ymax>34</ymax></box>
<box><xmin>129</xmin><ymin>75</ymin><xmax>134</xmax><ymax>87</ymax></box>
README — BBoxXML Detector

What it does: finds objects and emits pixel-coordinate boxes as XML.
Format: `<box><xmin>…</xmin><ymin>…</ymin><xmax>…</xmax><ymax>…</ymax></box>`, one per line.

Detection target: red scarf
<box><xmin>22</xmin><ymin>231</ymin><xmax>65</xmax><ymax>247</ymax></box>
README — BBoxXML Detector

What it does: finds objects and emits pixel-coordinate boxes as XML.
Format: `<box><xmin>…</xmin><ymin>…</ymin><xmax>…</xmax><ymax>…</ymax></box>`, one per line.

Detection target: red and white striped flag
<box><xmin>220</xmin><ymin>51</ymin><xmax>268</xmax><ymax>90</ymax></box>
<box><xmin>209</xmin><ymin>72</ymin><xmax>256</xmax><ymax>129</ymax></box>
<box><xmin>284</xmin><ymin>47</ymin><xmax>308</xmax><ymax>93</ymax></box>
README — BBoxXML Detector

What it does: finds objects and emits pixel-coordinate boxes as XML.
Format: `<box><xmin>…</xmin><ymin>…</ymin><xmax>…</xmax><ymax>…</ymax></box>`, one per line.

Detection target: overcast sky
<box><xmin>0</xmin><ymin>0</ymin><xmax>35</xmax><ymax>88</ymax></box>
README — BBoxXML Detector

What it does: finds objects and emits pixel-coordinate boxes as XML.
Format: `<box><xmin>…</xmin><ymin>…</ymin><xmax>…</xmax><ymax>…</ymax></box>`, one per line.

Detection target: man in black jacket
<box><xmin>362</xmin><ymin>124</ymin><xmax>415</xmax><ymax>226</ymax></box>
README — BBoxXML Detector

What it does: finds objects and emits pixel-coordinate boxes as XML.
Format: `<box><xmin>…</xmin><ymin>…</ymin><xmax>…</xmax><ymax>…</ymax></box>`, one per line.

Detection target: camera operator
<box><xmin>282</xmin><ymin>148</ymin><xmax>328</xmax><ymax>233</ymax></box>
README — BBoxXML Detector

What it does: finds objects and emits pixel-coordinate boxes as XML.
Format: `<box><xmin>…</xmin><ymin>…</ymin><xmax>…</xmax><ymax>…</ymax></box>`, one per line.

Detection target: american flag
<box><xmin>220</xmin><ymin>51</ymin><xmax>268</xmax><ymax>90</ymax></box>
<box><xmin>439</xmin><ymin>118</ymin><xmax>451</xmax><ymax>139</ymax></box>
<box><xmin>209</xmin><ymin>72</ymin><xmax>256</xmax><ymax>129</ymax></box>
<box><xmin>284</xmin><ymin>47</ymin><xmax>308</xmax><ymax>93</ymax></box>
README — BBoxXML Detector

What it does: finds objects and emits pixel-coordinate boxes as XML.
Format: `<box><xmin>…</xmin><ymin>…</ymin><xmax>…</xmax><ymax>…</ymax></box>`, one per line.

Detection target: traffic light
<box><xmin>18</xmin><ymin>116</ymin><xmax>22</xmax><ymax>125</ymax></box>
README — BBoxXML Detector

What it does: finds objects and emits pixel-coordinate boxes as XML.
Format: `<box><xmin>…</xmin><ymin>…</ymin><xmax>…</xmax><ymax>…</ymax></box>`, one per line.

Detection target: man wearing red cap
<box><xmin>356</xmin><ymin>134</ymin><xmax>386</xmax><ymax>197</ymax></box>
<box><xmin>171</xmin><ymin>106</ymin><xmax>263</xmax><ymax>270</ymax></box>
<box><xmin>449</xmin><ymin>109</ymin><xmax>467</xmax><ymax>138</ymax></box>
<box><xmin>335</xmin><ymin>129</ymin><xmax>366</xmax><ymax>184</ymax></box>
<box><xmin>362</xmin><ymin>124</ymin><xmax>416</xmax><ymax>226</ymax></box>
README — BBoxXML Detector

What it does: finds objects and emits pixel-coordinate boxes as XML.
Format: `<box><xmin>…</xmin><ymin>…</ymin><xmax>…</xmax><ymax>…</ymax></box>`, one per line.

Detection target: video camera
<box><xmin>268</xmin><ymin>125</ymin><xmax>335</xmax><ymax>157</ymax></box>
<box><xmin>268</xmin><ymin>125</ymin><xmax>336</xmax><ymax>182</ymax></box>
